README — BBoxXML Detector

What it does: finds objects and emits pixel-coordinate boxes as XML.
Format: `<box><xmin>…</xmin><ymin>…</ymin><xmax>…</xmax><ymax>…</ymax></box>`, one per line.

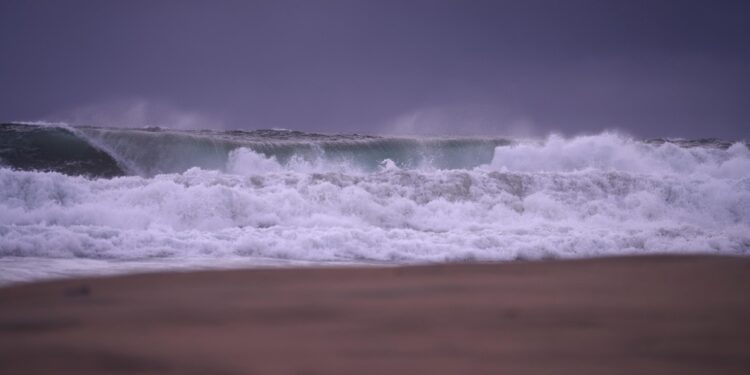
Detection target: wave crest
<box><xmin>487</xmin><ymin>132</ymin><xmax>750</xmax><ymax>178</ymax></box>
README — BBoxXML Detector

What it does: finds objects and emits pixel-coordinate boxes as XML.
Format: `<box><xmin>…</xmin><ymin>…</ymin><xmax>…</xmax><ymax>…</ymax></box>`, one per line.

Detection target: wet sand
<box><xmin>1</xmin><ymin>255</ymin><xmax>749</xmax><ymax>374</ymax></box>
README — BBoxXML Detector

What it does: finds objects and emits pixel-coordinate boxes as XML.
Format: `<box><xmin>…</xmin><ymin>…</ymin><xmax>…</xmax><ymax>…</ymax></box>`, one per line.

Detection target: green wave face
<box><xmin>1</xmin><ymin>123</ymin><xmax>743</xmax><ymax>179</ymax></box>
<box><xmin>2</xmin><ymin>123</ymin><xmax>513</xmax><ymax>177</ymax></box>
<box><xmin>0</xmin><ymin>124</ymin><xmax>125</xmax><ymax>178</ymax></box>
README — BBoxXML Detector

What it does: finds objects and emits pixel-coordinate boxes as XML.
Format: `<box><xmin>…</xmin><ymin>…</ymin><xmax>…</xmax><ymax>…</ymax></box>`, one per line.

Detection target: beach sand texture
<box><xmin>1</xmin><ymin>255</ymin><xmax>749</xmax><ymax>374</ymax></box>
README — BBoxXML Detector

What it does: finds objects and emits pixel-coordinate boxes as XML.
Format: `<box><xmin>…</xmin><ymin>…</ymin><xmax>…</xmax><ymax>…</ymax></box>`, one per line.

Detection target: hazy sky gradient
<box><xmin>1</xmin><ymin>0</ymin><xmax>748</xmax><ymax>138</ymax></box>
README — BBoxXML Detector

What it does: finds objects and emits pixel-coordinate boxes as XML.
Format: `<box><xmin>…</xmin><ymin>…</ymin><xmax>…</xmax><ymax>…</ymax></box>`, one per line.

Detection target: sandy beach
<box><xmin>1</xmin><ymin>255</ymin><xmax>749</xmax><ymax>374</ymax></box>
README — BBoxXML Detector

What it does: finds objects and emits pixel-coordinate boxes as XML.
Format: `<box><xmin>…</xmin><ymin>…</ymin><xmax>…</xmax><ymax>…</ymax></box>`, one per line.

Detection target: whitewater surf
<box><xmin>1</xmin><ymin>123</ymin><xmax>749</xmax><ymax>283</ymax></box>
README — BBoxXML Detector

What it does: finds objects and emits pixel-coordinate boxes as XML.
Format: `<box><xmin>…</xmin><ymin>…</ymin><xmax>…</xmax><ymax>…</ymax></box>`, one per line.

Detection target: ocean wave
<box><xmin>1</xmin><ymin>123</ymin><xmax>748</xmax><ymax>282</ymax></box>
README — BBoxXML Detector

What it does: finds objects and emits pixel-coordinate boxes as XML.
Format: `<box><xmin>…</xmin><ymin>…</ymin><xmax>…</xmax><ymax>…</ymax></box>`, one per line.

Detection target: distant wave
<box><xmin>1</xmin><ymin>123</ymin><xmax>511</xmax><ymax>177</ymax></box>
<box><xmin>1</xmin><ymin>122</ymin><xmax>749</xmax><ymax>282</ymax></box>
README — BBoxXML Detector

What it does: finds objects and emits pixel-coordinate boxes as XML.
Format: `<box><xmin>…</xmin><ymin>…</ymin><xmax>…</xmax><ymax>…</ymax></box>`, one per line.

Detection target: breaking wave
<box><xmin>1</xmin><ymin>123</ymin><xmax>748</xmax><ymax>282</ymax></box>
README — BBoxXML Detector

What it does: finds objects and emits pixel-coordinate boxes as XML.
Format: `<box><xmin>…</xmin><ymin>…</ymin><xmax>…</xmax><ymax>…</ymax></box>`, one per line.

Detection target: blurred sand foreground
<box><xmin>1</xmin><ymin>255</ymin><xmax>749</xmax><ymax>374</ymax></box>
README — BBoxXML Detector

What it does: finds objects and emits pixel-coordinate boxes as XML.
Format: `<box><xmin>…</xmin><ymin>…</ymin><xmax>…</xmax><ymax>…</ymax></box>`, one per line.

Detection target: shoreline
<box><xmin>1</xmin><ymin>255</ymin><xmax>749</xmax><ymax>374</ymax></box>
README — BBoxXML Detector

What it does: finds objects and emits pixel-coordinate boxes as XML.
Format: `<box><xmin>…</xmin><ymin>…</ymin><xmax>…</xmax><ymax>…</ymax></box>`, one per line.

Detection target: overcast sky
<box><xmin>1</xmin><ymin>0</ymin><xmax>748</xmax><ymax>138</ymax></box>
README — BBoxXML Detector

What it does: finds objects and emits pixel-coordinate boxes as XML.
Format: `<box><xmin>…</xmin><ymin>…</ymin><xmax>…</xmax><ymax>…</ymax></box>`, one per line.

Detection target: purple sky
<box><xmin>1</xmin><ymin>0</ymin><xmax>748</xmax><ymax>138</ymax></box>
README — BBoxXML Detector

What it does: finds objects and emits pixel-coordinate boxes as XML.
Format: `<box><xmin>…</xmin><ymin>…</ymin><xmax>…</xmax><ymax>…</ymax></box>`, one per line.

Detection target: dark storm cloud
<box><xmin>1</xmin><ymin>0</ymin><xmax>748</xmax><ymax>138</ymax></box>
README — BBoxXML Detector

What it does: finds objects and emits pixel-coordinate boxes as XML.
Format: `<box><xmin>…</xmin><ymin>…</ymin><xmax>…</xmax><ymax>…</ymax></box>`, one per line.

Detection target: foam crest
<box><xmin>488</xmin><ymin>132</ymin><xmax>750</xmax><ymax>178</ymax></box>
<box><xmin>227</xmin><ymin>148</ymin><xmax>284</xmax><ymax>174</ymax></box>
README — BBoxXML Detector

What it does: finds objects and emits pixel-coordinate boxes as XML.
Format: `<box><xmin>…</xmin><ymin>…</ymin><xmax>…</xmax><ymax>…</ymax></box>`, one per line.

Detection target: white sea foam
<box><xmin>487</xmin><ymin>133</ymin><xmax>750</xmax><ymax>177</ymax></box>
<box><xmin>1</xmin><ymin>132</ymin><xmax>749</xmax><ymax>283</ymax></box>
